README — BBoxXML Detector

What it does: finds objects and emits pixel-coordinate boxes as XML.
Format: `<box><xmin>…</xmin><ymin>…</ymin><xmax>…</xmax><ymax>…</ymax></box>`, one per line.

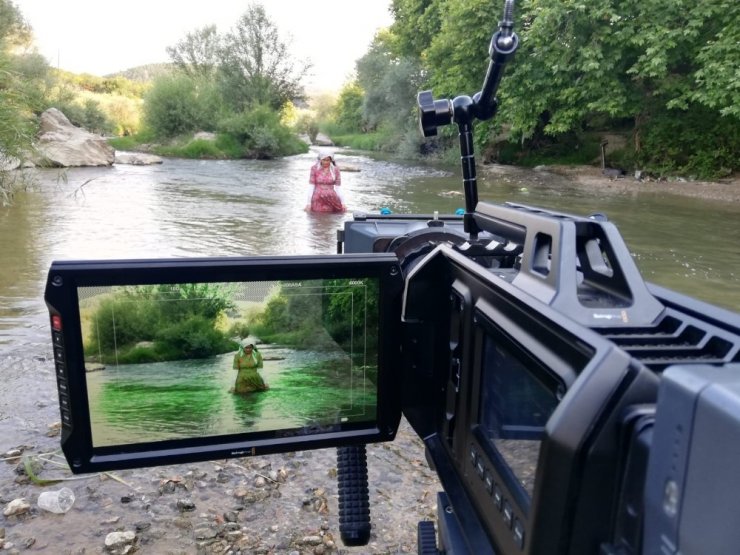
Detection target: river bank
<box><xmin>0</xmin><ymin>345</ymin><xmax>441</xmax><ymax>554</ymax></box>
<box><xmin>517</xmin><ymin>164</ymin><xmax>740</xmax><ymax>204</ymax></box>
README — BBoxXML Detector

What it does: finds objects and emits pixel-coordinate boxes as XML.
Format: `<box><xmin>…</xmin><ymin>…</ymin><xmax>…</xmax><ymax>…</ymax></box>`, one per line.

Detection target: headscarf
<box><xmin>315</xmin><ymin>148</ymin><xmax>338</xmax><ymax>181</ymax></box>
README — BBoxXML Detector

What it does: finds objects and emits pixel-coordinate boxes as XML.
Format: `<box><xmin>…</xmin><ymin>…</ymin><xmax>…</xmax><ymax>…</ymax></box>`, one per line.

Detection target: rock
<box><xmin>3</xmin><ymin>498</ymin><xmax>30</xmax><ymax>516</ymax></box>
<box><xmin>176</xmin><ymin>498</ymin><xmax>196</xmax><ymax>512</ymax></box>
<box><xmin>85</xmin><ymin>363</ymin><xmax>106</xmax><ymax>372</ymax></box>
<box><xmin>114</xmin><ymin>152</ymin><xmax>163</xmax><ymax>166</ymax></box>
<box><xmin>193</xmin><ymin>131</ymin><xmax>216</xmax><ymax>141</ymax></box>
<box><xmin>313</xmin><ymin>133</ymin><xmax>334</xmax><ymax>146</ymax></box>
<box><xmin>0</xmin><ymin>152</ymin><xmax>21</xmax><ymax>171</ymax></box>
<box><xmin>104</xmin><ymin>530</ymin><xmax>136</xmax><ymax>550</ymax></box>
<box><xmin>337</xmin><ymin>164</ymin><xmax>360</xmax><ymax>172</ymax></box>
<box><xmin>34</xmin><ymin>108</ymin><xmax>115</xmax><ymax>167</ymax></box>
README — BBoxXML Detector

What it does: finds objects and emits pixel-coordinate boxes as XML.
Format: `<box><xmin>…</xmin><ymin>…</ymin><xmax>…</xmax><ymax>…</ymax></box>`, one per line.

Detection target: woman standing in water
<box><xmin>305</xmin><ymin>148</ymin><xmax>346</xmax><ymax>213</ymax></box>
<box><xmin>232</xmin><ymin>343</ymin><xmax>268</xmax><ymax>394</ymax></box>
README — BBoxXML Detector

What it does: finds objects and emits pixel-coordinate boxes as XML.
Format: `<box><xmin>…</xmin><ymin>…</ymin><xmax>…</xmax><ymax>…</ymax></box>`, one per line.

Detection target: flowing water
<box><xmin>1</xmin><ymin>149</ymin><xmax>739</xmax><ymax>446</ymax></box>
<box><xmin>2</xmin><ymin>150</ymin><xmax>739</xmax><ymax>352</ymax></box>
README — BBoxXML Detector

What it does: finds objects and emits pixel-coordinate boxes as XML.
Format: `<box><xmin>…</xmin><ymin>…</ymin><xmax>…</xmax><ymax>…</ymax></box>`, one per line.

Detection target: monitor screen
<box><xmin>478</xmin><ymin>331</ymin><xmax>561</xmax><ymax>501</ymax></box>
<box><xmin>79</xmin><ymin>278</ymin><xmax>379</xmax><ymax>449</ymax></box>
<box><xmin>45</xmin><ymin>254</ymin><xmax>402</xmax><ymax>472</ymax></box>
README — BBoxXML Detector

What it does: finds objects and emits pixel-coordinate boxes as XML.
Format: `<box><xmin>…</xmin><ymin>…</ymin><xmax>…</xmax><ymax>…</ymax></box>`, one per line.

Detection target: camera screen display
<box><xmin>478</xmin><ymin>334</ymin><xmax>560</xmax><ymax>500</ymax></box>
<box><xmin>78</xmin><ymin>278</ymin><xmax>379</xmax><ymax>449</ymax></box>
<box><xmin>45</xmin><ymin>253</ymin><xmax>402</xmax><ymax>472</ymax></box>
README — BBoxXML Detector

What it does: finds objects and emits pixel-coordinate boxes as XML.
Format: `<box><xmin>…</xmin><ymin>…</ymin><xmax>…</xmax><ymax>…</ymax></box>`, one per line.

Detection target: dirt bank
<box><xmin>0</xmin><ymin>347</ymin><xmax>442</xmax><ymax>554</ymax></box>
<box><xmin>530</xmin><ymin>164</ymin><xmax>740</xmax><ymax>204</ymax></box>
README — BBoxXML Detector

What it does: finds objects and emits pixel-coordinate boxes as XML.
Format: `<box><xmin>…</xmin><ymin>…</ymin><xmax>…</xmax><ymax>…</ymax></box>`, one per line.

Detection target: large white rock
<box><xmin>114</xmin><ymin>152</ymin><xmax>163</xmax><ymax>165</ymax></box>
<box><xmin>35</xmin><ymin>108</ymin><xmax>115</xmax><ymax>167</ymax></box>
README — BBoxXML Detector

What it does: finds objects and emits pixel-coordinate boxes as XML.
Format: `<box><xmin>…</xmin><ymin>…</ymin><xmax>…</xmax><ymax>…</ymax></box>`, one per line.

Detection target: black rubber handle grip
<box><xmin>337</xmin><ymin>445</ymin><xmax>371</xmax><ymax>546</ymax></box>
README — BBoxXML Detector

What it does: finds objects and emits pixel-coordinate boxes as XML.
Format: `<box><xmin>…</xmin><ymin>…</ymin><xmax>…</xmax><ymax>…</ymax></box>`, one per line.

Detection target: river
<box><xmin>2</xmin><ymin>149</ymin><xmax>738</xmax><ymax>358</ymax></box>
<box><xmin>0</xmin><ymin>149</ymin><xmax>738</xmax><ymax>551</ymax></box>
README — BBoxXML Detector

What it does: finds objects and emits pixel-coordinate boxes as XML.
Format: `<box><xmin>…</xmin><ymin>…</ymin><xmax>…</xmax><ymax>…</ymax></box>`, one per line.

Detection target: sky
<box><xmin>12</xmin><ymin>0</ymin><xmax>394</xmax><ymax>93</ymax></box>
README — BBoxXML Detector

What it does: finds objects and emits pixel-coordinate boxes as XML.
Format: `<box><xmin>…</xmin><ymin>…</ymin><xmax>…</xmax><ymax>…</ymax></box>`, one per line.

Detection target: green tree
<box><xmin>353</xmin><ymin>31</ymin><xmax>423</xmax><ymax>148</ymax></box>
<box><xmin>0</xmin><ymin>0</ymin><xmax>37</xmax><ymax>202</ymax></box>
<box><xmin>389</xmin><ymin>0</ymin><xmax>444</xmax><ymax>59</ymax></box>
<box><xmin>166</xmin><ymin>25</ymin><xmax>222</xmax><ymax>80</ymax></box>
<box><xmin>143</xmin><ymin>73</ymin><xmax>216</xmax><ymax>138</ymax></box>
<box><xmin>332</xmin><ymin>82</ymin><xmax>365</xmax><ymax>132</ymax></box>
<box><xmin>497</xmin><ymin>0</ymin><xmax>739</xmax><ymax>176</ymax></box>
<box><xmin>218</xmin><ymin>3</ymin><xmax>310</xmax><ymax>111</ymax></box>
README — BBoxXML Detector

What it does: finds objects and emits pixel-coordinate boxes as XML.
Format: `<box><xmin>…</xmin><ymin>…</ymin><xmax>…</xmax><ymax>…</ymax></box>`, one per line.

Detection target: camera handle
<box><xmin>417</xmin><ymin>0</ymin><xmax>519</xmax><ymax>241</ymax></box>
<box><xmin>337</xmin><ymin>445</ymin><xmax>372</xmax><ymax>545</ymax></box>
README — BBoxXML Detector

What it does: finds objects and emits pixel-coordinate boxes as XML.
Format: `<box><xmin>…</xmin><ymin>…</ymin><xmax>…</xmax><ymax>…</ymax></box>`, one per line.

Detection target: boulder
<box><xmin>115</xmin><ymin>152</ymin><xmax>163</xmax><ymax>166</ymax></box>
<box><xmin>0</xmin><ymin>152</ymin><xmax>21</xmax><ymax>171</ymax></box>
<box><xmin>313</xmin><ymin>132</ymin><xmax>334</xmax><ymax>146</ymax></box>
<box><xmin>35</xmin><ymin>108</ymin><xmax>115</xmax><ymax>167</ymax></box>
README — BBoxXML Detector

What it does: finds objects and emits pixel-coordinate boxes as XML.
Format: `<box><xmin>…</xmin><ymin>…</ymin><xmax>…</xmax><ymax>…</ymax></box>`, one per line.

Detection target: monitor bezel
<box><xmin>44</xmin><ymin>254</ymin><xmax>403</xmax><ymax>473</ymax></box>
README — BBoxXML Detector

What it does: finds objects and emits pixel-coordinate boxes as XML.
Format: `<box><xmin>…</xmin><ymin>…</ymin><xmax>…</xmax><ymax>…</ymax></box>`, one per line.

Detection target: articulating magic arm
<box><xmin>417</xmin><ymin>0</ymin><xmax>519</xmax><ymax>239</ymax></box>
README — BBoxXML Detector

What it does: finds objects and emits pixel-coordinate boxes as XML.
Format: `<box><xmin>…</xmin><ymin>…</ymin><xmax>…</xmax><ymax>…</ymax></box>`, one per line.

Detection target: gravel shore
<box><xmin>526</xmin><ymin>164</ymin><xmax>740</xmax><ymax>204</ymax></box>
<box><xmin>0</xmin><ymin>347</ymin><xmax>442</xmax><ymax>554</ymax></box>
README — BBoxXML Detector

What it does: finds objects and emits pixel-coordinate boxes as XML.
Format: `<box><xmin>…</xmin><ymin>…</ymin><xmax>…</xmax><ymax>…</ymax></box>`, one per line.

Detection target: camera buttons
<box><xmin>513</xmin><ymin>519</ymin><xmax>525</xmax><ymax>549</ymax></box>
<box><xmin>502</xmin><ymin>500</ymin><xmax>513</xmax><ymax>528</ymax></box>
<box><xmin>469</xmin><ymin>446</ymin><xmax>478</xmax><ymax>466</ymax></box>
<box><xmin>493</xmin><ymin>485</ymin><xmax>503</xmax><ymax>510</ymax></box>
<box><xmin>484</xmin><ymin>472</ymin><xmax>494</xmax><ymax>494</ymax></box>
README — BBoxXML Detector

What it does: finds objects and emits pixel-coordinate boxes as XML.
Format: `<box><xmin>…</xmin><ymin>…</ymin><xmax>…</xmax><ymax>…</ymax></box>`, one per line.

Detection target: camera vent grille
<box><xmin>597</xmin><ymin>311</ymin><xmax>740</xmax><ymax>372</ymax></box>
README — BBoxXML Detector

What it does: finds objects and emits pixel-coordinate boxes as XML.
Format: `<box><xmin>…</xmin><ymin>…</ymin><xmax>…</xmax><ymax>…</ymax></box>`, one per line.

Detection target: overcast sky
<box><xmin>13</xmin><ymin>0</ymin><xmax>393</xmax><ymax>93</ymax></box>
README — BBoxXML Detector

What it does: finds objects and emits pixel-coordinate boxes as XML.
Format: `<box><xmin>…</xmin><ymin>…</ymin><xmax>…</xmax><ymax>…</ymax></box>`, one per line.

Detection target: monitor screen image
<box><xmin>77</xmin><ymin>277</ymin><xmax>380</xmax><ymax>450</ymax></box>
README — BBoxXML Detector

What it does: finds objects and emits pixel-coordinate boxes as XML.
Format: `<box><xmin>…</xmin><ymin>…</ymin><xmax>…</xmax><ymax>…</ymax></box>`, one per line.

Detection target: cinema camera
<box><xmin>45</xmin><ymin>0</ymin><xmax>740</xmax><ymax>553</ymax></box>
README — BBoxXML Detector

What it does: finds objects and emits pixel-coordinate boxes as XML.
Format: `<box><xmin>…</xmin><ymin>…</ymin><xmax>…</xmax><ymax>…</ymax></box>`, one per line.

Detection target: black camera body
<box><xmin>340</xmin><ymin>203</ymin><xmax>740</xmax><ymax>554</ymax></box>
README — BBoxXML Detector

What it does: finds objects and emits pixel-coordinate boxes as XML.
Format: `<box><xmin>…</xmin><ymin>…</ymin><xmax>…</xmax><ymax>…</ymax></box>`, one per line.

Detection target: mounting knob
<box><xmin>417</xmin><ymin>90</ymin><xmax>453</xmax><ymax>137</ymax></box>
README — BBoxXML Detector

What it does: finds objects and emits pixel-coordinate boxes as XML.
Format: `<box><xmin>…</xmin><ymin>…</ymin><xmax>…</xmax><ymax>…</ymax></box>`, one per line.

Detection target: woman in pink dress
<box><xmin>305</xmin><ymin>149</ymin><xmax>346</xmax><ymax>213</ymax></box>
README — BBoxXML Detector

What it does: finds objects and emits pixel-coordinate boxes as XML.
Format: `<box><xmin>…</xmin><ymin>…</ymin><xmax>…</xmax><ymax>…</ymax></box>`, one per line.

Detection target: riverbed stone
<box><xmin>103</xmin><ymin>530</ymin><xmax>136</xmax><ymax>549</ymax></box>
<box><xmin>114</xmin><ymin>152</ymin><xmax>163</xmax><ymax>166</ymax></box>
<box><xmin>34</xmin><ymin>108</ymin><xmax>115</xmax><ymax>167</ymax></box>
<box><xmin>3</xmin><ymin>499</ymin><xmax>30</xmax><ymax>516</ymax></box>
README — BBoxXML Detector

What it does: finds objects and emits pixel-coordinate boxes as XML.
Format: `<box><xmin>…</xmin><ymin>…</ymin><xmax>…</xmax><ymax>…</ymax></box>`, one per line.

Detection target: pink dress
<box><xmin>308</xmin><ymin>164</ymin><xmax>344</xmax><ymax>212</ymax></box>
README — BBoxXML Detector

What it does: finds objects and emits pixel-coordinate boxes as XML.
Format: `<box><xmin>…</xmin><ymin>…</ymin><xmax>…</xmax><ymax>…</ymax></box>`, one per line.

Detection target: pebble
<box><xmin>104</xmin><ymin>530</ymin><xmax>136</xmax><ymax>548</ymax></box>
<box><xmin>176</xmin><ymin>499</ymin><xmax>196</xmax><ymax>512</ymax></box>
<box><xmin>2</xmin><ymin>499</ymin><xmax>29</xmax><ymax>517</ymax></box>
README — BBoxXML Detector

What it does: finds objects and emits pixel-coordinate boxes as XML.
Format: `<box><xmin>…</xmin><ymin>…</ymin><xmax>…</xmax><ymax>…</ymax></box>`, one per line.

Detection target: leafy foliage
<box><xmin>85</xmin><ymin>284</ymin><xmax>237</xmax><ymax>364</ymax></box>
<box><xmin>143</xmin><ymin>74</ymin><xmax>218</xmax><ymax>138</ymax></box>
<box><xmin>218</xmin><ymin>4</ymin><xmax>310</xmax><ymax>112</ymax></box>
<box><xmin>330</xmin><ymin>0</ymin><xmax>738</xmax><ymax>178</ymax></box>
<box><xmin>0</xmin><ymin>0</ymin><xmax>38</xmax><ymax>201</ymax></box>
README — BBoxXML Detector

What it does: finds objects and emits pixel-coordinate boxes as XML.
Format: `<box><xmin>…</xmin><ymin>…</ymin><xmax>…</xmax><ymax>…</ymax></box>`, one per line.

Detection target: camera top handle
<box><xmin>417</xmin><ymin>0</ymin><xmax>519</xmax><ymax>240</ymax></box>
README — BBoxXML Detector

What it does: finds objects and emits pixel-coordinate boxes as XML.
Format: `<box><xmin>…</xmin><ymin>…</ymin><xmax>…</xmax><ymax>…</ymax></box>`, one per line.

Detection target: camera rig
<box><xmin>335</xmin><ymin>1</ymin><xmax>740</xmax><ymax>553</ymax></box>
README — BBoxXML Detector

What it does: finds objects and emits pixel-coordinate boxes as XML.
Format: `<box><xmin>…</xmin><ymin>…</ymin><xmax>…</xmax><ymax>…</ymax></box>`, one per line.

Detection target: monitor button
<box><xmin>513</xmin><ymin>519</ymin><xmax>525</xmax><ymax>549</ymax></box>
<box><xmin>502</xmin><ymin>501</ymin><xmax>513</xmax><ymax>528</ymax></box>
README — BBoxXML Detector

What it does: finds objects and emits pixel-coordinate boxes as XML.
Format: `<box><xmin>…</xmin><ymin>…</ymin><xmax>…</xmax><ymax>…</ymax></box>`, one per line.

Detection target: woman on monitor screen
<box><xmin>232</xmin><ymin>343</ymin><xmax>268</xmax><ymax>393</ymax></box>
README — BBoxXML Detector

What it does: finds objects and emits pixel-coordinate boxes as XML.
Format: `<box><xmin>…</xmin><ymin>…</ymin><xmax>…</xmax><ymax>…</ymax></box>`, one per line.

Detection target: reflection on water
<box><xmin>87</xmin><ymin>347</ymin><xmax>377</xmax><ymax>447</ymax></box>
<box><xmin>1</xmin><ymin>150</ymin><xmax>739</xmax><ymax>355</ymax></box>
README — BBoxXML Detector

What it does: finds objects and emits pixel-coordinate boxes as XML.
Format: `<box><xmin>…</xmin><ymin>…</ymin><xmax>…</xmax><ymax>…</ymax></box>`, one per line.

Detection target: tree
<box><xmin>332</xmin><ymin>82</ymin><xmax>364</xmax><ymax>132</ymax></box>
<box><xmin>143</xmin><ymin>74</ymin><xmax>204</xmax><ymax>138</ymax></box>
<box><xmin>0</xmin><ymin>0</ymin><xmax>36</xmax><ymax>201</ymax></box>
<box><xmin>389</xmin><ymin>0</ymin><xmax>444</xmax><ymax>59</ymax></box>
<box><xmin>218</xmin><ymin>4</ymin><xmax>310</xmax><ymax>111</ymax></box>
<box><xmin>494</xmin><ymin>0</ymin><xmax>739</xmax><ymax>176</ymax></box>
<box><xmin>356</xmin><ymin>31</ymin><xmax>423</xmax><ymax>133</ymax></box>
<box><xmin>166</xmin><ymin>25</ymin><xmax>222</xmax><ymax>80</ymax></box>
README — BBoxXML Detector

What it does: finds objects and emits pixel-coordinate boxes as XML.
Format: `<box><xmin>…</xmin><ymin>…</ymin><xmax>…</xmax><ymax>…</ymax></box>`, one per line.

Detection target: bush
<box><xmin>636</xmin><ymin>107</ymin><xmax>739</xmax><ymax>179</ymax></box>
<box><xmin>144</xmin><ymin>75</ymin><xmax>204</xmax><ymax>139</ymax></box>
<box><xmin>217</xmin><ymin>104</ymin><xmax>308</xmax><ymax>158</ymax></box>
<box><xmin>155</xmin><ymin>315</ymin><xmax>237</xmax><ymax>359</ymax></box>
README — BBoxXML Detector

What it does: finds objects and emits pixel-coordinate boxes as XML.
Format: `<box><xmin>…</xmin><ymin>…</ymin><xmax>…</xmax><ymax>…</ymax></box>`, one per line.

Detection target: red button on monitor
<box><xmin>52</xmin><ymin>315</ymin><xmax>62</xmax><ymax>331</ymax></box>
